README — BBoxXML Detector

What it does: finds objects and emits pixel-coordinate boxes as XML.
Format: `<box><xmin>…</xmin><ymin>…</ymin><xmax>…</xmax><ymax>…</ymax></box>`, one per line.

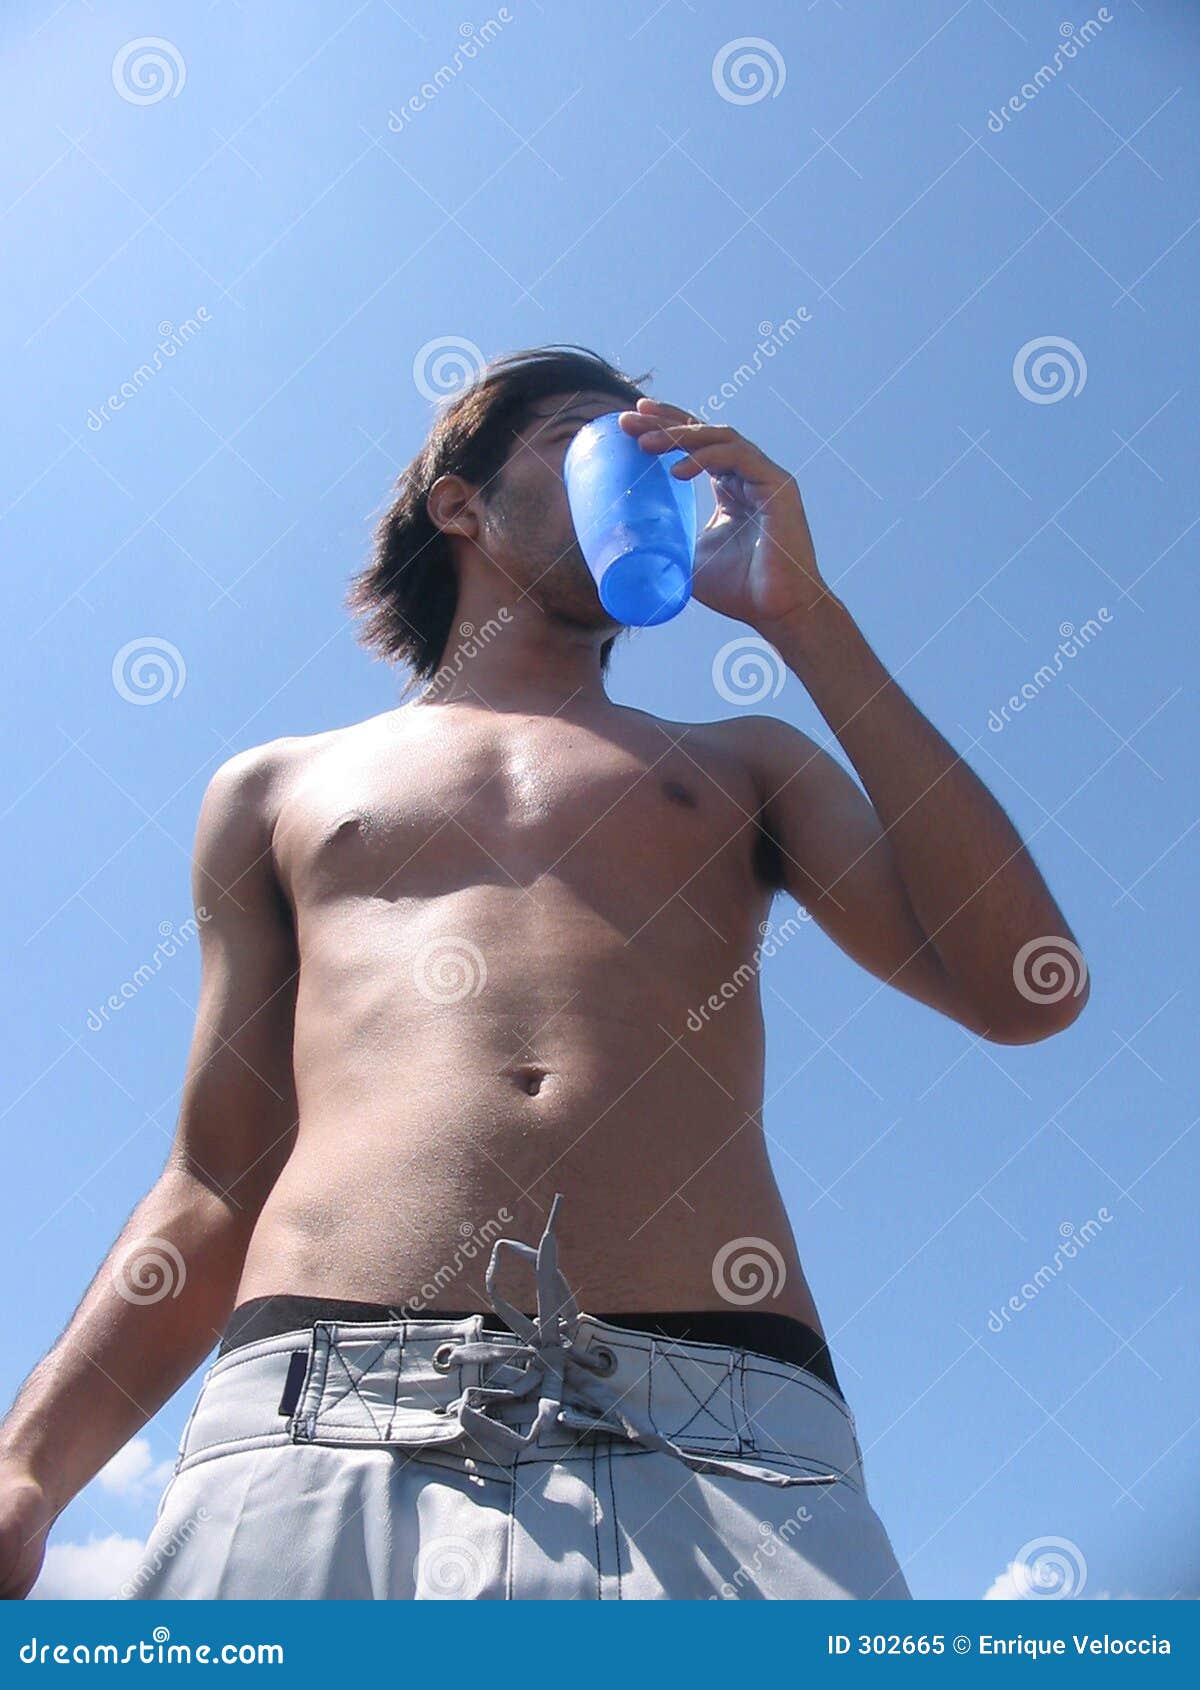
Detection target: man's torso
<box><xmin>233</xmin><ymin>699</ymin><xmax>823</xmax><ymax>1330</ymax></box>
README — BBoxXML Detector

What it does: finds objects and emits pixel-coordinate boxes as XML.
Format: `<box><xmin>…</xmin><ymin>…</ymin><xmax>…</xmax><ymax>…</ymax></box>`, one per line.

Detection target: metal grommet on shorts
<box><xmin>431</xmin><ymin>1341</ymin><xmax>457</xmax><ymax>1372</ymax></box>
<box><xmin>589</xmin><ymin>1344</ymin><xmax>618</xmax><ymax>1378</ymax></box>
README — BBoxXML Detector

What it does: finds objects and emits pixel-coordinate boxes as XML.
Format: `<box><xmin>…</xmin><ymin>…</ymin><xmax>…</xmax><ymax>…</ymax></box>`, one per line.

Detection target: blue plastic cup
<box><xmin>563</xmin><ymin>412</ymin><xmax>697</xmax><ymax>626</ymax></box>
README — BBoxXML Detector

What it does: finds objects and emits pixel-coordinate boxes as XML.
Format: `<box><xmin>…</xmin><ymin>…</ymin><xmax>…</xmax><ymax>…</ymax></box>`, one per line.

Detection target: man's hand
<box><xmin>618</xmin><ymin>398</ymin><xmax>829</xmax><ymax>630</ymax></box>
<box><xmin>0</xmin><ymin>1463</ymin><xmax>55</xmax><ymax>1599</ymax></box>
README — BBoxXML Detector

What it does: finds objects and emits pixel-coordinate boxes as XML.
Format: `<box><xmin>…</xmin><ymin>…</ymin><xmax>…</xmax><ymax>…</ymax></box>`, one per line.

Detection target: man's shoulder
<box><xmin>200</xmin><ymin>714</ymin><xmax>397</xmax><ymax>835</ymax></box>
<box><xmin>629</xmin><ymin>706</ymin><xmax>818</xmax><ymax>770</ymax></box>
<box><xmin>205</xmin><ymin>730</ymin><xmax>328</xmax><ymax>808</ymax></box>
<box><xmin>205</xmin><ymin>710</ymin><xmax>405</xmax><ymax>801</ymax></box>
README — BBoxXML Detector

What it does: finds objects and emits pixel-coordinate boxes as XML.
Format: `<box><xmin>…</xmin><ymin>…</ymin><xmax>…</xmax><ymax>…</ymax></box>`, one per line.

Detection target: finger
<box><xmin>618</xmin><ymin>398</ymin><xmax>698</xmax><ymax>432</ymax></box>
<box><xmin>633</xmin><ymin>424</ymin><xmax>782</xmax><ymax>480</ymax></box>
<box><xmin>666</xmin><ymin>440</ymin><xmax>790</xmax><ymax>488</ymax></box>
<box><xmin>633</xmin><ymin>423</ymin><xmax>739</xmax><ymax>451</ymax></box>
<box><xmin>635</xmin><ymin>397</ymin><xmax>699</xmax><ymax>423</ymax></box>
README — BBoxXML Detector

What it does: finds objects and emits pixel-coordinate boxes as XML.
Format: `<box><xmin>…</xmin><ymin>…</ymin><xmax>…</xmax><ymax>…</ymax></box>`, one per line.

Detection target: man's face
<box><xmin>477</xmin><ymin>388</ymin><xmax>634</xmax><ymax>629</ymax></box>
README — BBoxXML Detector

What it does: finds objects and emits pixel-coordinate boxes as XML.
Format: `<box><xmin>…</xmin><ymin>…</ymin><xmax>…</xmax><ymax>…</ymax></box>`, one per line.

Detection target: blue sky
<box><xmin>2</xmin><ymin>0</ymin><xmax>1196</xmax><ymax>1601</ymax></box>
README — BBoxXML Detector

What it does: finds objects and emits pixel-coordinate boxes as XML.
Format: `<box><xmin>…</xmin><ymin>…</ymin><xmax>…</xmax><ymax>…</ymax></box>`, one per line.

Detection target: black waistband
<box><xmin>218</xmin><ymin>1294</ymin><xmax>843</xmax><ymax>1399</ymax></box>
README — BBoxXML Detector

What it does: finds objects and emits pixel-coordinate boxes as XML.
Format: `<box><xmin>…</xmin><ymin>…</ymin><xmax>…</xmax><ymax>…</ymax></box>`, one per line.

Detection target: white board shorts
<box><xmin>124</xmin><ymin>1201</ymin><xmax>911</xmax><ymax>1601</ymax></box>
<box><xmin>124</xmin><ymin>1318</ymin><xmax>911</xmax><ymax>1601</ymax></box>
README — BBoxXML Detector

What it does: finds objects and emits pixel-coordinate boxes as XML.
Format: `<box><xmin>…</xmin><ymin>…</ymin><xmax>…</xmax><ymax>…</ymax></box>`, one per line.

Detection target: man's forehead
<box><xmin>523</xmin><ymin>389</ymin><xmax>632</xmax><ymax>431</ymax></box>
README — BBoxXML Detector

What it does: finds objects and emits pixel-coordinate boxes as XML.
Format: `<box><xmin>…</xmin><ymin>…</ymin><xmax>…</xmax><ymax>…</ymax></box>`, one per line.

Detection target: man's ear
<box><xmin>427</xmin><ymin>474</ymin><xmax>480</xmax><ymax>541</ymax></box>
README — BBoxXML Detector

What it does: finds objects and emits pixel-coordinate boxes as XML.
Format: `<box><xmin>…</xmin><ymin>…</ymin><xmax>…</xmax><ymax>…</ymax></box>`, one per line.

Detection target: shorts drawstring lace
<box><xmin>437</xmin><ymin>1193</ymin><xmax>841</xmax><ymax>1489</ymax></box>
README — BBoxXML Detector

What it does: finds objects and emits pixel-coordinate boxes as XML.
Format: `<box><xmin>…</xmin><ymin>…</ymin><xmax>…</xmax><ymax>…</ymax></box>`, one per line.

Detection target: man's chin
<box><xmin>537</xmin><ymin>562</ymin><xmax>621</xmax><ymax>635</ymax></box>
<box><xmin>545</xmin><ymin>600</ymin><xmax>621</xmax><ymax>638</ymax></box>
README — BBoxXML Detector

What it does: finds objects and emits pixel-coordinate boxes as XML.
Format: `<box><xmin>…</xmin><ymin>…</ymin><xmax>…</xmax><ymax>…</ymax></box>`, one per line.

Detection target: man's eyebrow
<box><xmin>534</xmin><ymin>404</ymin><xmax>619</xmax><ymax>430</ymax></box>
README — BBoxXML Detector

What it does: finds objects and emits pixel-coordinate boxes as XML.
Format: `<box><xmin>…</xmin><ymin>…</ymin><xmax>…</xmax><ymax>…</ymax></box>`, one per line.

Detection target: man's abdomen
<box><xmin>235</xmin><ymin>1008</ymin><xmax>821</xmax><ymax>1330</ymax></box>
<box><xmin>236</xmin><ymin>879</ymin><xmax>822</xmax><ymax>1328</ymax></box>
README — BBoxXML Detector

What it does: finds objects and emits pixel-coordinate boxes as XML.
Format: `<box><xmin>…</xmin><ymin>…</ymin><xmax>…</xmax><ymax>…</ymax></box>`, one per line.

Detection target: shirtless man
<box><xmin>0</xmin><ymin>346</ymin><xmax>1087</xmax><ymax>1601</ymax></box>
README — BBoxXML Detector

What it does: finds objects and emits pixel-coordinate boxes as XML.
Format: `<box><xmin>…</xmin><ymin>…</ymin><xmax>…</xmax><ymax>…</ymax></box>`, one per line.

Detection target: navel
<box><xmin>504</xmin><ymin>1061</ymin><xmax>552</xmax><ymax>1097</ymax></box>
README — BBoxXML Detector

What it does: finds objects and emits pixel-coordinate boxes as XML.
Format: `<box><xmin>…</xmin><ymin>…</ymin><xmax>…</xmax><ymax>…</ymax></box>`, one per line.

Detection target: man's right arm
<box><xmin>0</xmin><ymin>744</ymin><xmax>300</xmax><ymax>1597</ymax></box>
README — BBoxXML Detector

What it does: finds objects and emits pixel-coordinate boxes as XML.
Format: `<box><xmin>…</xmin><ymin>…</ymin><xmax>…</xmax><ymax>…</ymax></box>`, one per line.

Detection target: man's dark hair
<box><xmin>348</xmin><ymin>344</ymin><xmax>649</xmax><ymax>685</ymax></box>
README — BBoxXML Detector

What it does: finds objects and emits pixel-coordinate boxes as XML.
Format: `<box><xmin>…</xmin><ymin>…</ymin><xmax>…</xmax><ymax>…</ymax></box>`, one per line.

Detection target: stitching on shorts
<box><xmin>177</xmin><ymin>1431</ymin><xmax>292</xmax><ymax>1469</ymax></box>
<box><xmin>317</xmin><ymin>1330</ymin><xmax>406</xmax><ymax>1427</ymax></box>
<box><xmin>740</xmin><ymin>1359</ymin><xmax>852</xmax><ymax>1418</ymax></box>
<box><xmin>587</xmin><ymin>1334</ymin><xmax>846</xmax><ymax>1440</ymax></box>
<box><xmin>385</xmin><ymin>1322</ymin><xmax>408</xmax><ymax>1440</ymax></box>
<box><xmin>505</xmin><ymin>1466</ymin><xmax>517</xmax><ymax>1601</ymax></box>
<box><xmin>206</xmin><ymin>1342</ymin><xmax>308</xmax><ymax>1383</ymax></box>
<box><xmin>606</xmin><ymin>1443</ymin><xmax>622</xmax><ymax>1599</ymax></box>
<box><xmin>737</xmin><ymin>1351</ymin><xmax>752</xmax><ymax>1451</ymax></box>
<box><xmin>591</xmin><ymin>1441</ymin><xmax>601</xmax><ymax>1600</ymax></box>
<box><xmin>656</xmin><ymin>1347</ymin><xmax>737</xmax><ymax>1438</ymax></box>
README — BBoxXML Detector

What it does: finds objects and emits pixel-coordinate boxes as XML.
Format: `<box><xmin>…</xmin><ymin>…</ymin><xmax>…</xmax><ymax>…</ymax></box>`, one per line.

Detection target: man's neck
<box><xmin>417</xmin><ymin>600</ymin><xmax>613</xmax><ymax>715</ymax></box>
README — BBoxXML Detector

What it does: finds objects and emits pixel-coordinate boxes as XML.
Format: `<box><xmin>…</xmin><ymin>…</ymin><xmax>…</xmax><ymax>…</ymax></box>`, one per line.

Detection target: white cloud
<box><xmin>983</xmin><ymin>1563</ymin><xmax>1026</xmax><ymax>1600</ymax></box>
<box><xmin>95</xmin><ymin>1437</ymin><xmax>174</xmax><ymax>1501</ymax></box>
<box><xmin>984</xmin><ymin>1567</ymin><xmax>1142</xmax><ymax>1601</ymax></box>
<box><xmin>29</xmin><ymin>1534</ymin><xmax>147</xmax><ymax>1600</ymax></box>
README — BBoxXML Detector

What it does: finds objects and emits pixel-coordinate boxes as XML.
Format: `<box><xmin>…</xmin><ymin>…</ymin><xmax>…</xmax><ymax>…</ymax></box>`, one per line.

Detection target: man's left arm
<box><xmin>621</xmin><ymin>399</ymin><xmax>1090</xmax><ymax>1044</ymax></box>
